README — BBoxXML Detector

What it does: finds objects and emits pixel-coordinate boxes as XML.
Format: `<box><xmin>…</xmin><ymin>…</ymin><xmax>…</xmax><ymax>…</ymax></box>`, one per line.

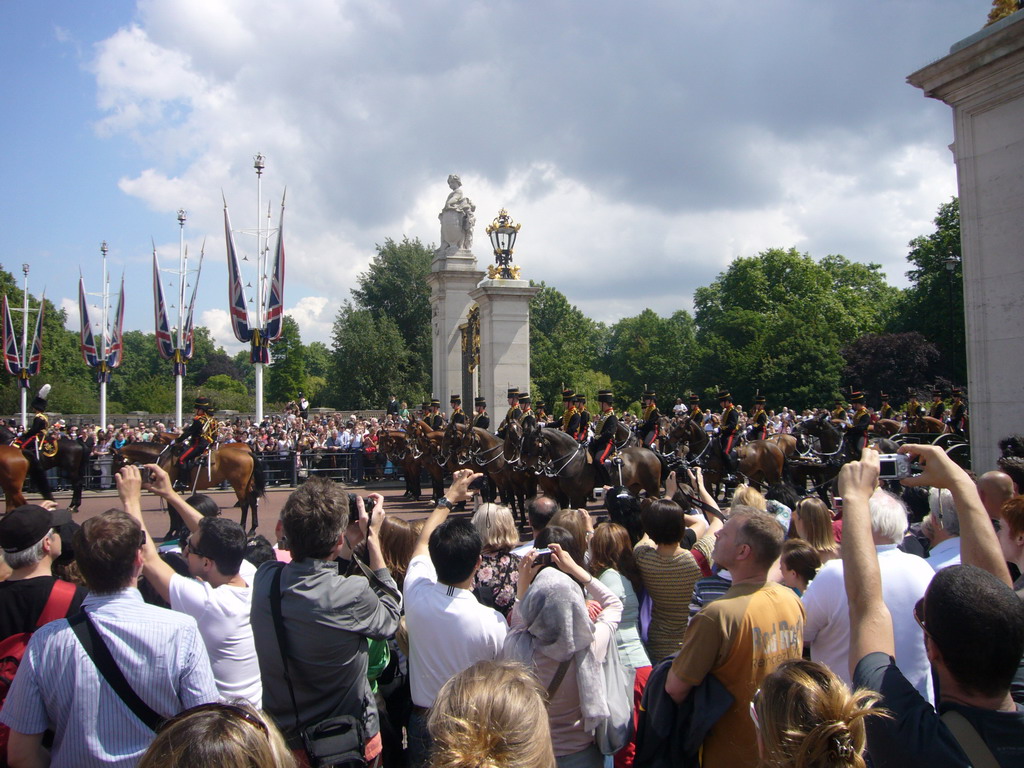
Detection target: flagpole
<box><xmin>99</xmin><ymin>242</ymin><xmax>109</xmax><ymax>429</ymax></box>
<box><xmin>175</xmin><ymin>210</ymin><xmax>186</xmax><ymax>428</ymax></box>
<box><xmin>253</xmin><ymin>153</ymin><xmax>265</xmax><ymax>425</ymax></box>
<box><xmin>19</xmin><ymin>264</ymin><xmax>29</xmax><ymax>427</ymax></box>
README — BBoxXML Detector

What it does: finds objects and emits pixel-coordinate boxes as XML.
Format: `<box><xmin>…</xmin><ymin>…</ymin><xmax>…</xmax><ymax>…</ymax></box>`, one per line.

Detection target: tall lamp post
<box><xmin>78</xmin><ymin>242</ymin><xmax>125</xmax><ymax>429</ymax></box>
<box><xmin>486</xmin><ymin>209</ymin><xmax>522</xmax><ymax>280</ymax></box>
<box><xmin>1</xmin><ymin>264</ymin><xmax>46</xmax><ymax>426</ymax></box>
<box><xmin>223</xmin><ymin>153</ymin><xmax>286</xmax><ymax>425</ymax></box>
<box><xmin>944</xmin><ymin>249</ymin><xmax>961</xmax><ymax>377</ymax></box>
<box><xmin>153</xmin><ymin>210</ymin><xmax>204</xmax><ymax>428</ymax></box>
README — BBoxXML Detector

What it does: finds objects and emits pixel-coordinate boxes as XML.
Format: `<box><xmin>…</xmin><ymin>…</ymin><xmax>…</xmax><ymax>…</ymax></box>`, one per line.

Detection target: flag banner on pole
<box><xmin>26</xmin><ymin>292</ymin><xmax>44</xmax><ymax>376</ymax></box>
<box><xmin>264</xmin><ymin>199</ymin><xmax>286</xmax><ymax>342</ymax></box>
<box><xmin>182</xmin><ymin>245</ymin><xmax>203</xmax><ymax>362</ymax></box>
<box><xmin>106</xmin><ymin>277</ymin><xmax>125</xmax><ymax>370</ymax></box>
<box><xmin>2</xmin><ymin>295</ymin><xmax>22</xmax><ymax>376</ymax></box>
<box><xmin>78</xmin><ymin>277</ymin><xmax>99</xmax><ymax>368</ymax></box>
<box><xmin>225</xmin><ymin>204</ymin><xmax>253</xmax><ymax>344</ymax></box>
<box><xmin>153</xmin><ymin>249</ymin><xmax>176</xmax><ymax>360</ymax></box>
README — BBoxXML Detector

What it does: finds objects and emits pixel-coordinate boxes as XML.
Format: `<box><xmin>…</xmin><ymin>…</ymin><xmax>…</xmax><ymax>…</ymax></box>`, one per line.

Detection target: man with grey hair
<box><xmin>922</xmin><ymin>487</ymin><xmax>961</xmax><ymax>570</ymax></box>
<box><xmin>802</xmin><ymin>489</ymin><xmax>936</xmax><ymax>701</ymax></box>
<box><xmin>0</xmin><ymin>504</ymin><xmax>85</xmax><ymax>641</ymax></box>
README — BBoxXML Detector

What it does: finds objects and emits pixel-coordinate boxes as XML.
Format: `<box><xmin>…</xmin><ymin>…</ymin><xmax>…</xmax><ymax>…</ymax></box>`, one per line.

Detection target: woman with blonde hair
<box><xmin>428</xmin><ymin>659</ymin><xmax>556</xmax><ymax>768</ymax></box>
<box><xmin>471</xmin><ymin>503</ymin><xmax>521</xmax><ymax>617</ymax></box>
<box><xmin>731</xmin><ymin>484</ymin><xmax>767</xmax><ymax>511</ymax></box>
<box><xmin>752</xmin><ymin>659</ymin><xmax>886</xmax><ymax>768</ymax></box>
<box><xmin>137</xmin><ymin>701</ymin><xmax>296</xmax><ymax>768</ymax></box>
<box><xmin>792</xmin><ymin>497</ymin><xmax>840</xmax><ymax>563</ymax></box>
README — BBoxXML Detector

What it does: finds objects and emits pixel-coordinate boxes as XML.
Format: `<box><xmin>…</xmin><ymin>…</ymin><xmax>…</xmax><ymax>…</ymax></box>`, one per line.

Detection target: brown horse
<box><xmin>379</xmin><ymin>430</ymin><xmax>425</xmax><ymax>500</ymax></box>
<box><xmin>905</xmin><ymin>415</ymin><xmax>949</xmax><ymax>434</ymax></box>
<box><xmin>671</xmin><ymin>418</ymin><xmax>786</xmax><ymax>497</ymax></box>
<box><xmin>872</xmin><ymin>419</ymin><xmax>902</xmax><ymax>437</ymax></box>
<box><xmin>408</xmin><ymin>420</ymin><xmax>448</xmax><ymax>503</ymax></box>
<box><xmin>0</xmin><ymin>446</ymin><xmax>29</xmax><ymax>511</ymax></box>
<box><xmin>113</xmin><ymin>442</ymin><xmax>265</xmax><ymax>532</ymax></box>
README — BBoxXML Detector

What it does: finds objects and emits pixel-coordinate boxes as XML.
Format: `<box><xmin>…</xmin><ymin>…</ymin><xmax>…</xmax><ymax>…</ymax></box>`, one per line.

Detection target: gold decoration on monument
<box><xmin>463</xmin><ymin>304</ymin><xmax>481</xmax><ymax>372</ymax></box>
<box><xmin>486</xmin><ymin>208</ymin><xmax>522</xmax><ymax>280</ymax></box>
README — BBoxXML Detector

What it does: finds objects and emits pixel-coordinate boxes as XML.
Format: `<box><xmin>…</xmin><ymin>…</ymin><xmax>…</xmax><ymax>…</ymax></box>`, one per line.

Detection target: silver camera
<box><xmin>877</xmin><ymin>453</ymin><xmax>914</xmax><ymax>480</ymax></box>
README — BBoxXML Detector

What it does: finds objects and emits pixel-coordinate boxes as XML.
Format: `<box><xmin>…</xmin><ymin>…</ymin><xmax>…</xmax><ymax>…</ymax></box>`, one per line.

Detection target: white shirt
<box><xmin>404</xmin><ymin>555</ymin><xmax>508</xmax><ymax>707</ymax></box>
<box><xmin>927</xmin><ymin>536</ymin><xmax>962</xmax><ymax>571</ymax></box>
<box><xmin>169</xmin><ymin>559</ymin><xmax>262</xmax><ymax>707</ymax></box>
<box><xmin>803</xmin><ymin>544</ymin><xmax>935</xmax><ymax>702</ymax></box>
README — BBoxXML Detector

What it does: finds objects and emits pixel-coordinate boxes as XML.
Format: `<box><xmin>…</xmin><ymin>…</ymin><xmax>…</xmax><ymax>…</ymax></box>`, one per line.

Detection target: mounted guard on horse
<box><xmin>172</xmin><ymin>395</ymin><xmax>219</xmax><ymax>491</ymax></box>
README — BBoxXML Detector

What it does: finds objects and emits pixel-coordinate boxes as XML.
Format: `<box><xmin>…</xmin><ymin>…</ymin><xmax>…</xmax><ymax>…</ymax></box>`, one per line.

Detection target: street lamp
<box><xmin>486</xmin><ymin>209</ymin><xmax>522</xmax><ymax>280</ymax></box>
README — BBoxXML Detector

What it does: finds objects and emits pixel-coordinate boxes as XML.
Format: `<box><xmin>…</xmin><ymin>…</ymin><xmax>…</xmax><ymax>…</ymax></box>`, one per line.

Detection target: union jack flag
<box><xmin>153</xmin><ymin>249</ymin><xmax>175</xmax><ymax>360</ymax></box>
<box><xmin>2</xmin><ymin>295</ymin><xmax>21</xmax><ymax>376</ymax></box>
<box><xmin>224</xmin><ymin>205</ymin><xmax>253</xmax><ymax>344</ymax></box>
<box><xmin>78</xmin><ymin>277</ymin><xmax>99</xmax><ymax>368</ymax></box>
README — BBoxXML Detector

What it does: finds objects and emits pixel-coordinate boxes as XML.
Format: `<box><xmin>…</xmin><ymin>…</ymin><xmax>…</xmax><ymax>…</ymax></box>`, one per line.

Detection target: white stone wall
<box><xmin>908</xmin><ymin>11</ymin><xmax>1024</xmax><ymax>474</ymax></box>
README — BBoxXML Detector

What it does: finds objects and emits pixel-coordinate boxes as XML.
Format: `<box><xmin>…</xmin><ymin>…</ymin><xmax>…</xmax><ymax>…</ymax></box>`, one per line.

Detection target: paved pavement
<box><xmin>30</xmin><ymin>479</ymin><xmax>473</xmax><ymax>543</ymax></box>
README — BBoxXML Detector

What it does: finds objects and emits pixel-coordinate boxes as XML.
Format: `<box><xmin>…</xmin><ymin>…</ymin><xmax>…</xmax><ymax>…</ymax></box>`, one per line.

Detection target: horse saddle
<box><xmin>41</xmin><ymin>438</ymin><xmax>59</xmax><ymax>458</ymax></box>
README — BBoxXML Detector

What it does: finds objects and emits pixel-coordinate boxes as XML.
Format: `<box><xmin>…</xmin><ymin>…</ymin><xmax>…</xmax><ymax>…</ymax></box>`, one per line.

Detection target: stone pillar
<box><xmin>469</xmin><ymin>279</ymin><xmax>540</xmax><ymax>414</ymax></box>
<box><xmin>427</xmin><ymin>253</ymin><xmax>484</xmax><ymax>410</ymax></box>
<box><xmin>908</xmin><ymin>11</ymin><xmax>1024</xmax><ymax>473</ymax></box>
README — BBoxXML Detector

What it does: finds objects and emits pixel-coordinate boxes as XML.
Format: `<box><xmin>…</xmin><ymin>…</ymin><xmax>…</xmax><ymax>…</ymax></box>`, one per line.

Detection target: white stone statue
<box><xmin>438</xmin><ymin>174</ymin><xmax>476</xmax><ymax>255</ymax></box>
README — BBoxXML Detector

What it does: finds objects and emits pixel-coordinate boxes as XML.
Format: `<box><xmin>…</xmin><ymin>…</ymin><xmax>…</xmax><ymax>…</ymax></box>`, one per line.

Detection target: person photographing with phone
<box><xmin>403</xmin><ymin>469</ymin><xmax>510</xmax><ymax>768</ymax></box>
<box><xmin>841</xmin><ymin>445</ymin><xmax>1024</xmax><ymax>767</ymax></box>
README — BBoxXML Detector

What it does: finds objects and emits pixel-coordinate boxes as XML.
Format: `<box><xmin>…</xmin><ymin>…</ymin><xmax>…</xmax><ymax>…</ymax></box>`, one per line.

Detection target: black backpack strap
<box><xmin>269</xmin><ymin>564</ymin><xmax>303</xmax><ymax>733</ymax></box>
<box><xmin>69</xmin><ymin>612</ymin><xmax>163</xmax><ymax>731</ymax></box>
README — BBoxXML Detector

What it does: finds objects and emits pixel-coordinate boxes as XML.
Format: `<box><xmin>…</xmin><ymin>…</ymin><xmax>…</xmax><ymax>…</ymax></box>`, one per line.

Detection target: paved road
<box><xmin>32</xmin><ymin>480</ymin><xmax>476</xmax><ymax>543</ymax></box>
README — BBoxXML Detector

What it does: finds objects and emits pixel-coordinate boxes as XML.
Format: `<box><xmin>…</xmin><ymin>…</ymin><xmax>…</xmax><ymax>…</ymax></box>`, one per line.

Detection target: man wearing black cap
<box><xmin>174</xmin><ymin>396</ymin><xmax>219</xmax><ymax>488</ymax></box>
<box><xmin>496</xmin><ymin>388</ymin><xmax>521</xmax><ymax>440</ymax></box>
<box><xmin>534</xmin><ymin>400</ymin><xmax>548</xmax><ymax>423</ymax></box>
<box><xmin>590</xmin><ymin>391</ymin><xmax>618</xmax><ymax>485</ymax></box>
<box><xmin>425</xmin><ymin>399</ymin><xmax>444</xmax><ymax>431</ymax></box>
<box><xmin>13</xmin><ymin>384</ymin><xmax>54</xmax><ymax>502</ymax></box>
<box><xmin>0</xmin><ymin>504</ymin><xmax>85</xmax><ymax>642</ymax></box>
<box><xmin>449</xmin><ymin>395</ymin><xmax>467</xmax><ymax>426</ymax></box>
<box><xmin>688</xmin><ymin>393</ymin><xmax>703</xmax><ymax>425</ymax></box>
<box><xmin>879</xmin><ymin>392</ymin><xmax>895</xmax><ymax>421</ymax></box>
<box><xmin>846</xmin><ymin>391</ymin><xmax>871</xmax><ymax>457</ymax></box>
<box><xmin>639</xmin><ymin>390</ymin><xmax>660</xmax><ymax>449</ymax></box>
<box><xmin>472</xmin><ymin>397</ymin><xmax>490</xmax><ymax>430</ymax></box>
<box><xmin>519</xmin><ymin>393</ymin><xmax>536</xmax><ymax>430</ymax></box>
<box><xmin>386</xmin><ymin>395</ymin><xmax>400</xmax><ymax>418</ymax></box>
<box><xmin>716</xmin><ymin>389</ymin><xmax>740</xmax><ymax>479</ymax></box>
<box><xmin>559</xmin><ymin>389</ymin><xmax>579</xmax><ymax>436</ymax></box>
<box><xmin>297</xmin><ymin>390</ymin><xmax>309</xmax><ymax>420</ymax></box>
<box><xmin>948</xmin><ymin>389</ymin><xmax>967</xmax><ymax>438</ymax></box>
<box><xmin>929</xmin><ymin>389</ymin><xmax>946</xmax><ymax>421</ymax></box>
<box><xmin>747</xmin><ymin>393</ymin><xmax>768</xmax><ymax>442</ymax></box>
<box><xmin>575</xmin><ymin>394</ymin><xmax>591</xmax><ymax>442</ymax></box>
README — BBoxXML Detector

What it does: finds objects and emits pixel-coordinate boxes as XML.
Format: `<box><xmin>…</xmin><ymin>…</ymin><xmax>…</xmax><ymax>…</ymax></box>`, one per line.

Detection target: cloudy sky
<box><xmin>0</xmin><ymin>0</ymin><xmax>987</xmax><ymax>355</ymax></box>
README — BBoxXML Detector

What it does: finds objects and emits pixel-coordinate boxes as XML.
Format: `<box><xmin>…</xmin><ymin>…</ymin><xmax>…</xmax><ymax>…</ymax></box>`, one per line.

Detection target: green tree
<box><xmin>604</xmin><ymin>309</ymin><xmax>697</xmax><ymax>405</ymax></box>
<box><xmin>692</xmin><ymin>247</ymin><xmax>895</xmax><ymax>409</ymax></box>
<box><xmin>329</xmin><ymin>304</ymin><xmax>412</xmax><ymax>409</ymax></box>
<box><xmin>266</xmin><ymin>316</ymin><xmax>306</xmax><ymax>404</ymax></box>
<box><xmin>529</xmin><ymin>284</ymin><xmax>607</xmax><ymax>408</ymax></box>
<box><xmin>889</xmin><ymin>198</ymin><xmax>965</xmax><ymax>383</ymax></box>
<box><xmin>351</xmin><ymin>237</ymin><xmax>433</xmax><ymax>389</ymax></box>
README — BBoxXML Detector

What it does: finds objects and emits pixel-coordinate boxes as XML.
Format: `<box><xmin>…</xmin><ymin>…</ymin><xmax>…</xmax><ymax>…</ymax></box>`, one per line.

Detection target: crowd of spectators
<box><xmin>1</xmin><ymin>433</ymin><xmax>1023</xmax><ymax>768</ymax></box>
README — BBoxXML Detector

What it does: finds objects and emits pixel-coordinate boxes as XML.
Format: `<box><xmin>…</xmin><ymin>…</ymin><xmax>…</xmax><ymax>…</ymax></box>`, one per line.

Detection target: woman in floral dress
<box><xmin>470</xmin><ymin>503</ymin><xmax>521</xmax><ymax>619</ymax></box>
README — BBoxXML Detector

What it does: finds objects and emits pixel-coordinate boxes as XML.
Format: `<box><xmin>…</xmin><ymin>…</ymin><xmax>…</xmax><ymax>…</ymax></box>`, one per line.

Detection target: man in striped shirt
<box><xmin>0</xmin><ymin>509</ymin><xmax>218</xmax><ymax>768</ymax></box>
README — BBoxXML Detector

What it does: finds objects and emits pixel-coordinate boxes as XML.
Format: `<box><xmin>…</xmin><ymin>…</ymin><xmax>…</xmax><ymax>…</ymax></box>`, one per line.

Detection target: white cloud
<box><xmin>89</xmin><ymin>0</ymin><xmax>975</xmax><ymax>338</ymax></box>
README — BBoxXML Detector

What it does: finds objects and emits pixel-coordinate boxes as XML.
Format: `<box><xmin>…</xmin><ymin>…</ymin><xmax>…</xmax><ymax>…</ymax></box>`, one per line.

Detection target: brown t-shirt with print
<box><xmin>670</xmin><ymin>581</ymin><xmax>805</xmax><ymax>768</ymax></box>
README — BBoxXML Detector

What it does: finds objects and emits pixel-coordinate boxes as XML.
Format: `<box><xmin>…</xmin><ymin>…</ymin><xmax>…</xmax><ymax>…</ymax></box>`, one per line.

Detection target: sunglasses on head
<box><xmin>157</xmin><ymin>702</ymin><xmax>269</xmax><ymax>737</ymax></box>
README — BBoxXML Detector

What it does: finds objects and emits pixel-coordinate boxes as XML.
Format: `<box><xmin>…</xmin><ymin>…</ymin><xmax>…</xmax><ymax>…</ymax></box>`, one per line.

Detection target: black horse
<box><xmin>0</xmin><ymin>424</ymin><xmax>91</xmax><ymax>511</ymax></box>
